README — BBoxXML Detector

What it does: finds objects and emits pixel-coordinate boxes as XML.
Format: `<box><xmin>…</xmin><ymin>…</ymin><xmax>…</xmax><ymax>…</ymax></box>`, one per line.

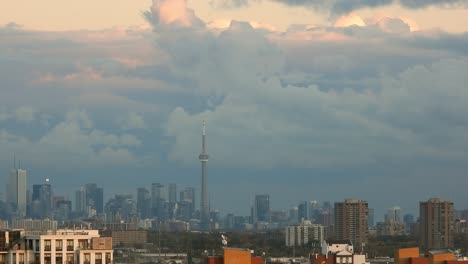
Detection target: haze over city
<box><xmin>1</xmin><ymin>0</ymin><xmax>468</xmax><ymax>219</ymax></box>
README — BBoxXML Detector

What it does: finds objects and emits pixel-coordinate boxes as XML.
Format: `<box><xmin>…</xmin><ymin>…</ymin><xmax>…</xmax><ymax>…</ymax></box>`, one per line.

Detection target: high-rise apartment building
<box><xmin>254</xmin><ymin>194</ymin><xmax>270</xmax><ymax>223</ymax></box>
<box><xmin>285</xmin><ymin>220</ymin><xmax>325</xmax><ymax>247</ymax></box>
<box><xmin>334</xmin><ymin>199</ymin><xmax>368</xmax><ymax>250</ymax></box>
<box><xmin>6</xmin><ymin>169</ymin><xmax>27</xmax><ymax>217</ymax></box>
<box><xmin>419</xmin><ymin>198</ymin><xmax>454</xmax><ymax>250</ymax></box>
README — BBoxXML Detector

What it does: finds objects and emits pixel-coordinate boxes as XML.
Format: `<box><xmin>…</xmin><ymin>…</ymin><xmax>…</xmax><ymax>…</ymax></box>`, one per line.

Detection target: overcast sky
<box><xmin>1</xmin><ymin>0</ymin><xmax>468</xmax><ymax>218</ymax></box>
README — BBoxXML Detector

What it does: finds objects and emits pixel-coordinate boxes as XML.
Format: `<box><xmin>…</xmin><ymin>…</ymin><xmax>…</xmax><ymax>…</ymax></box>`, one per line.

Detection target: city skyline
<box><xmin>1</xmin><ymin>0</ymin><xmax>468</xmax><ymax>219</ymax></box>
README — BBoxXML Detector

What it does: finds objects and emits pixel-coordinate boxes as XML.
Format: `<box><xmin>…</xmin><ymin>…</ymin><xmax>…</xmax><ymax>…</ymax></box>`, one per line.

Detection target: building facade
<box><xmin>285</xmin><ymin>220</ymin><xmax>325</xmax><ymax>247</ymax></box>
<box><xmin>6</xmin><ymin>169</ymin><xmax>27</xmax><ymax>217</ymax></box>
<box><xmin>334</xmin><ymin>199</ymin><xmax>368</xmax><ymax>250</ymax></box>
<box><xmin>0</xmin><ymin>229</ymin><xmax>112</xmax><ymax>264</ymax></box>
<box><xmin>419</xmin><ymin>198</ymin><xmax>454</xmax><ymax>250</ymax></box>
<box><xmin>254</xmin><ymin>194</ymin><xmax>270</xmax><ymax>223</ymax></box>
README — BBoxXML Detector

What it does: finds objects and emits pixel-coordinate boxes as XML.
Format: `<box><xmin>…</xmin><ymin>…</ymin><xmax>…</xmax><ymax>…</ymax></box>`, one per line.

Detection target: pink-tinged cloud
<box><xmin>334</xmin><ymin>13</ymin><xmax>366</xmax><ymax>27</ymax></box>
<box><xmin>367</xmin><ymin>14</ymin><xmax>420</xmax><ymax>32</ymax></box>
<box><xmin>148</xmin><ymin>0</ymin><xmax>204</xmax><ymax>27</ymax></box>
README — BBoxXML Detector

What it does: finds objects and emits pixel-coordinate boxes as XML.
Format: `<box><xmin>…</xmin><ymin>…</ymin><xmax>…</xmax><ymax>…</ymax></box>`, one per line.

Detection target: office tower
<box><xmin>6</xmin><ymin>168</ymin><xmax>27</xmax><ymax>217</ymax></box>
<box><xmin>151</xmin><ymin>183</ymin><xmax>166</xmax><ymax>218</ymax></box>
<box><xmin>180</xmin><ymin>187</ymin><xmax>195</xmax><ymax>205</ymax></box>
<box><xmin>254</xmin><ymin>194</ymin><xmax>270</xmax><ymax>222</ymax></box>
<box><xmin>85</xmin><ymin>184</ymin><xmax>104</xmax><ymax>214</ymax></box>
<box><xmin>137</xmin><ymin>187</ymin><xmax>151</xmax><ymax>219</ymax></box>
<box><xmin>334</xmin><ymin>199</ymin><xmax>369</xmax><ymax>249</ymax></box>
<box><xmin>419</xmin><ymin>198</ymin><xmax>454</xmax><ymax>250</ymax></box>
<box><xmin>298</xmin><ymin>201</ymin><xmax>310</xmax><ymax>221</ymax></box>
<box><xmin>368</xmin><ymin>208</ymin><xmax>375</xmax><ymax>227</ymax></box>
<box><xmin>168</xmin><ymin>183</ymin><xmax>177</xmax><ymax>204</ymax></box>
<box><xmin>179</xmin><ymin>187</ymin><xmax>195</xmax><ymax>220</ymax></box>
<box><xmin>198</xmin><ymin>121</ymin><xmax>210</xmax><ymax>227</ymax></box>
<box><xmin>75</xmin><ymin>186</ymin><xmax>86</xmax><ymax>214</ymax></box>
<box><xmin>31</xmin><ymin>181</ymin><xmax>52</xmax><ymax>219</ymax></box>
<box><xmin>385</xmin><ymin>206</ymin><xmax>402</xmax><ymax>222</ymax></box>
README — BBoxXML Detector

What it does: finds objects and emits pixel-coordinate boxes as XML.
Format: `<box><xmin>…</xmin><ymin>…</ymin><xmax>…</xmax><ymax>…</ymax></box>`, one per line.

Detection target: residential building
<box><xmin>419</xmin><ymin>198</ymin><xmax>454</xmax><ymax>250</ymax></box>
<box><xmin>285</xmin><ymin>220</ymin><xmax>325</xmax><ymax>247</ymax></box>
<box><xmin>334</xmin><ymin>199</ymin><xmax>368</xmax><ymax>250</ymax></box>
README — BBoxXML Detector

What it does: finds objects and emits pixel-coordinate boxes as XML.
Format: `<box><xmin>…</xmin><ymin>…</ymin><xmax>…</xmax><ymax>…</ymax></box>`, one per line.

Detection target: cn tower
<box><xmin>198</xmin><ymin>121</ymin><xmax>209</xmax><ymax>228</ymax></box>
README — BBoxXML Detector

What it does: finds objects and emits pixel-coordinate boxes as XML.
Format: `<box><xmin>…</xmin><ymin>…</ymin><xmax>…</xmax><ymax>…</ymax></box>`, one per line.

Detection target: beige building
<box><xmin>420</xmin><ymin>198</ymin><xmax>454</xmax><ymax>250</ymax></box>
<box><xmin>0</xmin><ymin>229</ymin><xmax>112</xmax><ymax>264</ymax></box>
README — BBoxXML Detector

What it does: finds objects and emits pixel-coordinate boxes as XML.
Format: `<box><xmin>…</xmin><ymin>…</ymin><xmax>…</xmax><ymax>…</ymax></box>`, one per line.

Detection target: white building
<box><xmin>0</xmin><ymin>229</ymin><xmax>113</xmax><ymax>264</ymax></box>
<box><xmin>285</xmin><ymin>221</ymin><xmax>325</xmax><ymax>247</ymax></box>
<box><xmin>6</xmin><ymin>169</ymin><xmax>27</xmax><ymax>217</ymax></box>
<box><xmin>320</xmin><ymin>240</ymin><xmax>368</xmax><ymax>264</ymax></box>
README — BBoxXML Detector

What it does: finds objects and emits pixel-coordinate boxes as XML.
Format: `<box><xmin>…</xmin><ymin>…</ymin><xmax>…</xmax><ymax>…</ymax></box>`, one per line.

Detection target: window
<box><xmin>56</xmin><ymin>240</ymin><xmax>63</xmax><ymax>251</ymax></box>
<box><xmin>105</xmin><ymin>253</ymin><xmax>111</xmax><ymax>264</ymax></box>
<box><xmin>96</xmin><ymin>253</ymin><xmax>102</xmax><ymax>264</ymax></box>
<box><xmin>35</xmin><ymin>240</ymin><xmax>40</xmax><ymax>252</ymax></box>
<box><xmin>84</xmin><ymin>253</ymin><xmax>91</xmax><ymax>264</ymax></box>
<box><xmin>44</xmin><ymin>253</ymin><xmax>52</xmax><ymax>264</ymax></box>
<box><xmin>44</xmin><ymin>240</ymin><xmax>51</xmax><ymax>251</ymax></box>
<box><xmin>56</xmin><ymin>253</ymin><xmax>63</xmax><ymax>264</ymax></box>
<box><xmin>78</xmin><ymin>239</ymin><xmax>88</xmax><ymax>250</ymax></box>
<box><xmin>66</xmin><ymin>253</ymin><xmax>74</xmax><ymax>264</ymax></box>
<box><xmin>67</xmin><ymin>240</ymin><xmax>74</xmax><ymax>251</ymax></box>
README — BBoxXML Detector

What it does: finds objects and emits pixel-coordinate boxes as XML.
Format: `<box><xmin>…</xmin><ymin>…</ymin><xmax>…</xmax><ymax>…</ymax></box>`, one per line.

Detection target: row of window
<box><xmin>43</xmin><ymin>239</ymin><xmax>88</xmax><ymax>251</ymax></box>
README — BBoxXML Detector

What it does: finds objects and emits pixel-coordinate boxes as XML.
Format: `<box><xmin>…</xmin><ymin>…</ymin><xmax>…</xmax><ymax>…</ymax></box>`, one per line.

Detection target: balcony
<box><xmin>67</xmin><ymin>246</ymin><xmax>74</xmax><ymax>251</ymax></box>
<box><xmin>44</xmin><ymin>246</ymin><xmax>51</xmax><ymax>251</ymax></box>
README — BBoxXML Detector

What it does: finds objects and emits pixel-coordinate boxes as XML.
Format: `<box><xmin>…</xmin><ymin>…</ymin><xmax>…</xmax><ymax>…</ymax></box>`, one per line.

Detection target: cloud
<box><xmin>144</xmin><ymin>0</ymin><xmax>204</xmax><ymax>28</ymax></box>
<box><xmin>118</xmin><ymin>112</ymin><xmax>148</xmax><ymax>130</ymax></box>
<box><xmin>269</xmin><ymin>0</ymin><xmax>468</xmax><ymax>15</ymax></box>
<box><xmin>210</xmin><ymin>0</ymin><xmax>251</xmax><ymax>8</ymax></box>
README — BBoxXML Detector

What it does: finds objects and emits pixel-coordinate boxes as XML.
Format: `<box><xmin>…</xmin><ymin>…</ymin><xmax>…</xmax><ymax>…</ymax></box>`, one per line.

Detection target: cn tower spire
<box><xmin>199</xmin><ymin>120</ymin><xmax>209</xmax><ymax>229</ymax></box>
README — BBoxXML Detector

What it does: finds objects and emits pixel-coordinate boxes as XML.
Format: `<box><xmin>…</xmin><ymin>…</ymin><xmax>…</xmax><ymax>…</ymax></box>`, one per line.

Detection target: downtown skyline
<box><xmin>1</xmin><ymin>0</ymin><xmax>468</xmax><ymax>218</ymax></box>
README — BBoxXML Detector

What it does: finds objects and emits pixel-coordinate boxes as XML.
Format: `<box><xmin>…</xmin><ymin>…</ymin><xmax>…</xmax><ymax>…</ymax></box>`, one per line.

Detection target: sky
<box><xmin>1</xmin><ymin>0</ymin><xmax>468</xmax><ymax>219</ymax></box>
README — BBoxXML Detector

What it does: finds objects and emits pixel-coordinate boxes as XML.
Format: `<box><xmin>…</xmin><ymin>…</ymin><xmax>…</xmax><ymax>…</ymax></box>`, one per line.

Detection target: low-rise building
<box><xmin>0</xmin><ymin>229</ymin><xmax>112</xmax><ymax>264</ymax></box>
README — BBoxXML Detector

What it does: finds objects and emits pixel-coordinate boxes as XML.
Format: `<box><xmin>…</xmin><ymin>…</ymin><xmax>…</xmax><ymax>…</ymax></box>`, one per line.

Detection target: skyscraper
<box><xmin>385</xmin><ymin>206</ymin><xmax>402</xmax><ymax>222</ymax></box>
<box><xmin>6</xmin><ymin>168</ymin><xmax>27</xmax><ymax>217</ymax></box>
<box><xmin>85</xmin><ymin>183</ymin><xmax>104</xmax><ymax>214</ymax></box>
<box><xmin>334</xmin><ymin>199</ymin><xmax>368</xmax><ymax>250</ymax></box>
<box><xmin>31</xmin><ymin>181</ymin><xmax>52</xmax><ymax>219</ymax></box>
<box><xmin>75</xmin><ymin>186</ymin><xmax>86</xmax><ymax>214</ymax></box>
<box><xmin>419</xmin><ymin>198</ymin><xmax>454</xmax><ymax>250</ymax></box>
<box><xmin>137</xmin><ymin>187</ymin><xmax>151</xmax><ymax>219</ymax></box>
<box><xmin>168</xmin><ymin>183</ymin><xmax>177</xmax><ymax>204</ymax></box>
<box><xmin>198</xmin><ymin>121</ymin><xmax>209</xmax><ymax>228</ymax></box>
<box><xmin>254</xmin><ymin>194</ymin><xmax>270</xmax><ymax>223</ymax></box>
<box><xmin>151</xmin><ymin>183</ymin><xmax>166</xmax><ymax>218</ymax></box>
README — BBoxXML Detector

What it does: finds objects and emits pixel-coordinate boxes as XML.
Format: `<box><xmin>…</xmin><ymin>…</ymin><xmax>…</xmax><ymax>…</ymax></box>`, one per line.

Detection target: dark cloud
<box><xmin>270</xmin><ymin>0</ymin><xmax>468</xmax><ymax>14</ymax></box>
<box><xmin>210</xmin><ymin>0</ymin><xmax>251</xmax><ymax>8</ymax></box>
